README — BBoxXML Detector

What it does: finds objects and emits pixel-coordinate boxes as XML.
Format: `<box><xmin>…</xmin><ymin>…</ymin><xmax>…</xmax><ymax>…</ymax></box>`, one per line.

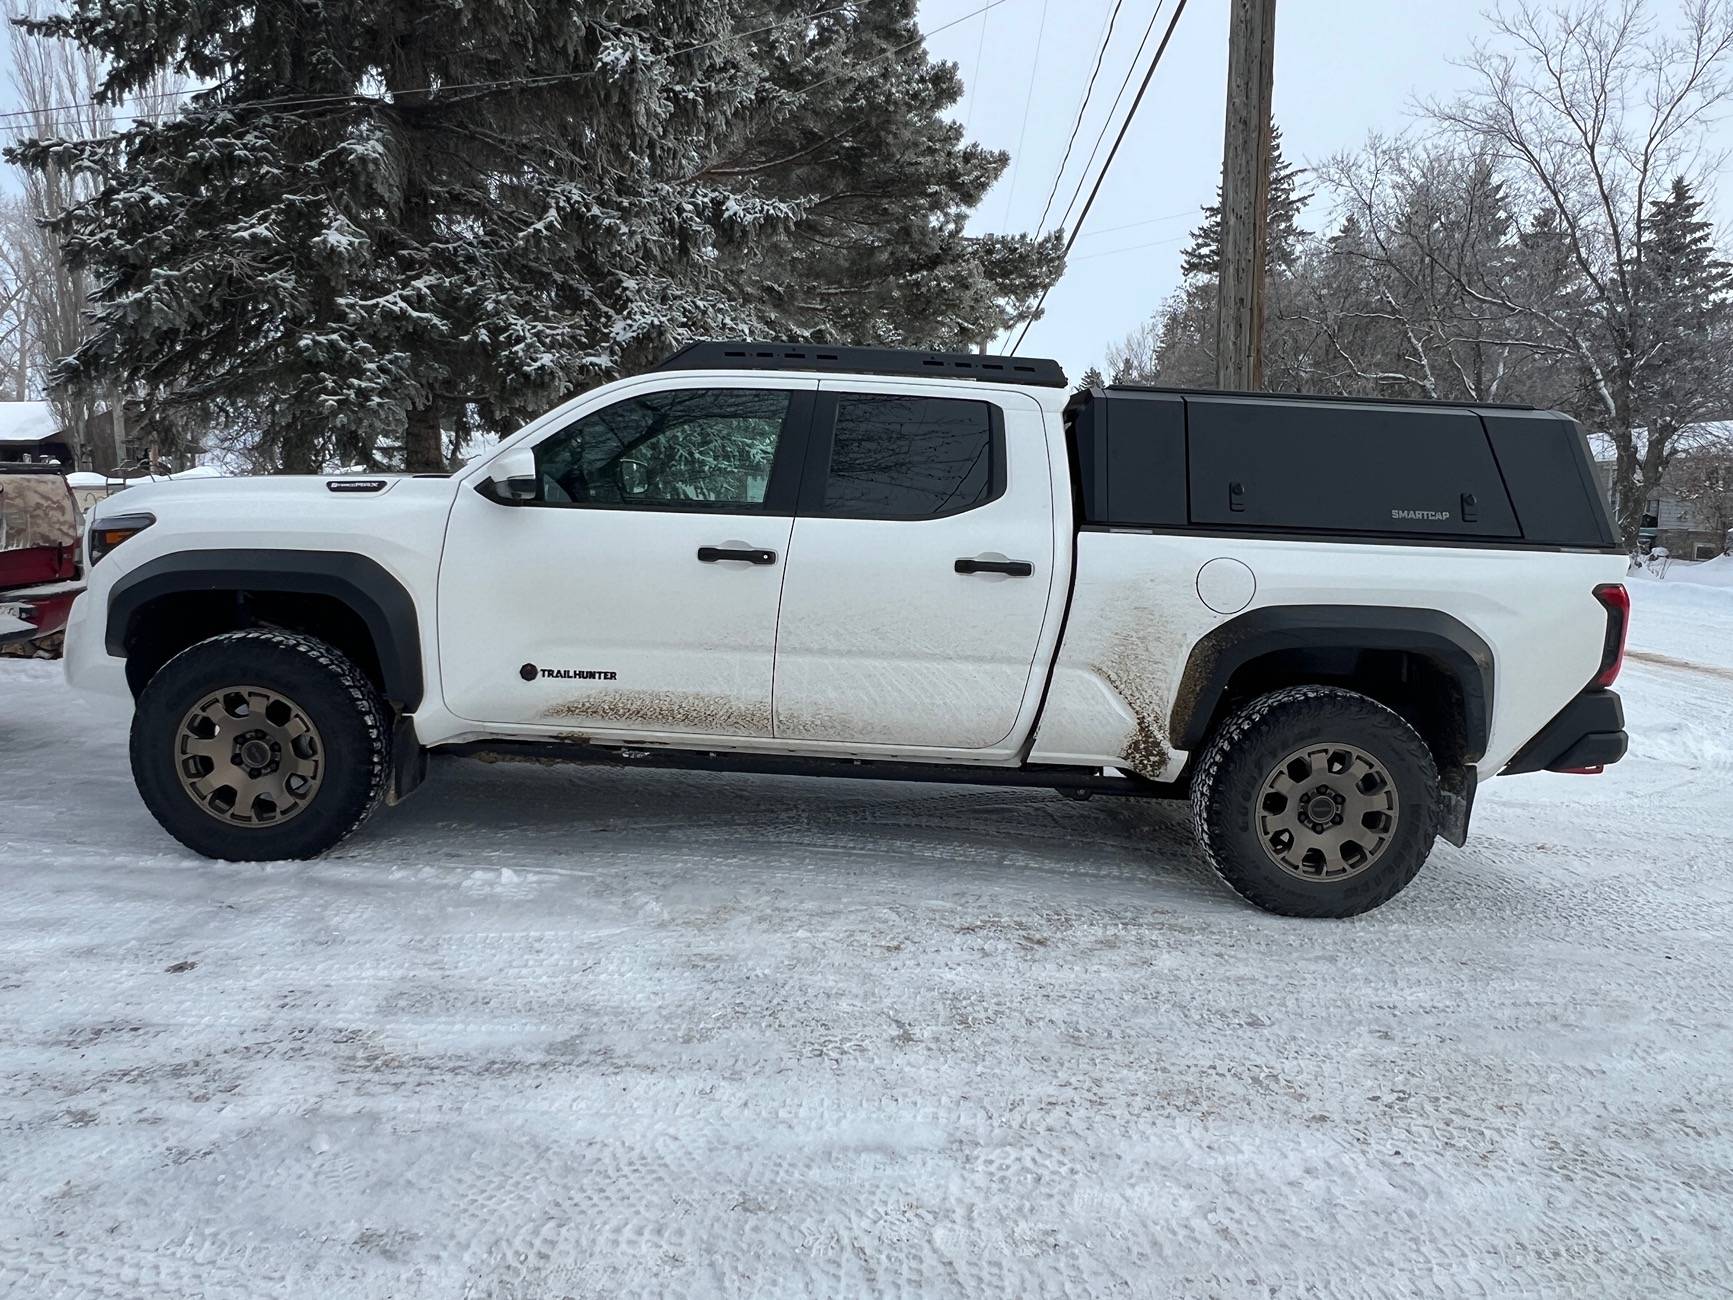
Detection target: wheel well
<box><xmin>122</xmin><ymin>589</ymin><xmax>386</xmax><ymax>702</ymax></box>
<box><xmin>1196</xmin><ymin>646</ymin><xmax>1476</xmax><ymax>772</ymax></box>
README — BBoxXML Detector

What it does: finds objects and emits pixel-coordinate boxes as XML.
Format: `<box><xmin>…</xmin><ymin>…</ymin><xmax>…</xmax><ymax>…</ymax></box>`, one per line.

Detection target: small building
<box><xmin>1592</xmin><ymin>423</ymin><xmax>1733</xmax><ymax>558</ymax></box>
<box><xmin>0</xmin><ymin>401</ymin><xmax>74</xmax><ymax>468</ymax></box>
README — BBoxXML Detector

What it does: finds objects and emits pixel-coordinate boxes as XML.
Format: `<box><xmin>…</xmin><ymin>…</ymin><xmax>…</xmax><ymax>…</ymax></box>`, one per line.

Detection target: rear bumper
<box><xmin>1503</xmin><ymin>689</ymin><xmax>1627</xmax><ymax>774</ymax></box>
<box><xmin>0</xmin><ymin>581</ymin><xmax>81</xmax><ymax>647</ymax></box>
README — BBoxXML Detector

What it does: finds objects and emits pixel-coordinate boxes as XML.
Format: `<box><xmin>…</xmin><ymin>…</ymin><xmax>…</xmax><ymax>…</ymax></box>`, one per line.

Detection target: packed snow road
<box><xmin>3</xmin><ymin>577</ymin><xmax>1731</xmax><ymax>1299</ymax></box>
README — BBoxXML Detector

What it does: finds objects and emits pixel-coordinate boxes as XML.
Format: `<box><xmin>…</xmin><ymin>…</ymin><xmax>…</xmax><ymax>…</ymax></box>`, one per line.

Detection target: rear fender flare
<box><xmin>1170</xmin><ymin>605</ymin><xmax>1493</xmax><ymax>763</ymax></box>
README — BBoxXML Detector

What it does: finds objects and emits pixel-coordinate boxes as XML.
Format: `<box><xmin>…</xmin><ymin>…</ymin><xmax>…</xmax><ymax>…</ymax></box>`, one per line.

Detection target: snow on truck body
<box><xmin>63</xmin><ymin>342</ymin><xmax>1630</xmax><ymax>916</ymax></box>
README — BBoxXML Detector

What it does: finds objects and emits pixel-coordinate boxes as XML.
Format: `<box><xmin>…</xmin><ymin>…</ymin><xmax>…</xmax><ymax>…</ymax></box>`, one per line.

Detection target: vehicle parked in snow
<box><xmin>63</xmin><ymin>342</ymin><xmax>1631</xmax><ymax>916</ymax></box>
<box><xmin>0</xmin><ymin>465</ymin><xmax>84</xmax><ymax>654</ymax></box>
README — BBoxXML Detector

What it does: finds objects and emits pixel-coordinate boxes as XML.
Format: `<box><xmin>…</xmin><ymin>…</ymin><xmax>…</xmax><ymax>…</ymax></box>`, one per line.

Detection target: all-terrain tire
<box><xmin>1190</xmin><ymin>686</ymin><xmax>1441</xmax><ymax>918</ymax></box>
<box><xmin>130</xmin><ymin>629</ymin><xmax>391</xmax><ymax>861</ymax></box>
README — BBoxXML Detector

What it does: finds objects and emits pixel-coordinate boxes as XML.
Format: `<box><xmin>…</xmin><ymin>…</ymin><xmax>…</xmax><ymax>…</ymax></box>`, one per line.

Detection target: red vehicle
<box><xmin>0</xmin><ymin>464</ymin><xmax>84</xmax><ymax>651</ymax></box>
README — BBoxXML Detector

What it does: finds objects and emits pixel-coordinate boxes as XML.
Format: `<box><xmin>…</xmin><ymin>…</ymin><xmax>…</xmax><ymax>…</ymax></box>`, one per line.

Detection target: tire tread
<box><xmin>1189</xmin><ymin>685</ymin><xmax>1440</xmax><ymax>917</ymax></box>
<box><xmin>133</xmin><ymin>628</ymin><xmax>391</xmax><ymax>858</ymax></box>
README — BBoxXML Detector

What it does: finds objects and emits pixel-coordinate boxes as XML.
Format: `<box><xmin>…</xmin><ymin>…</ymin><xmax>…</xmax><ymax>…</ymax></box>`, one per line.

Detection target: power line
<box><xmin>0</xmin><ymin>5</ymin><xmax>857</xmax><ymax>130</ymax></box>
<box><xmin>786</xmin><ymin>0</ymin><xmax>1015</xmax><ymax>102</ymax></box>
<box><xmin>1071</xmin><ymin>207</ymin><xmax>1195</xmax><ymax>239</ymax></box>
<box><xmin>1067</xmin><ymin>231</ymin><xmax>1188</xmax><ymax>262</ymax></box>
<box><xmin>1000</xmin><ymin>0</ymin><xmax>1050</xmax><ymax>227</ymax></box>
<box><xmin>0</xmin><ymin>1</ymin><xmax>1008</xmax><ymax>136</ymax></box>
<box><xmin>961</xmin><ymin>0</ymin><xmax>992</xmax><ymax>136</ymax></box>
<box><xmin>1048</xmin><ymin>0</ymin><xmax>1171</xmax><ymax>243</ymax></box>
<box><xmin>1031</xmin><ymin>0</ymin><xmax>1128</xmax><ymax>238</ymax></box>
<box><xmin>1010</xmin><ymin>0</ymin><xmax>1191</xmax><ymax>354</ymax></box>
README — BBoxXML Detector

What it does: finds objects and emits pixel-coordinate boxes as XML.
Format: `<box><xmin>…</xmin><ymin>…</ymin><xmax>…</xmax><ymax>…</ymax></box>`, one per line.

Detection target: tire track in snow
<box><xmin>5</xmin><ymin>589</ymin><xmax>1733</xmax><ymax>1299</ymax></box>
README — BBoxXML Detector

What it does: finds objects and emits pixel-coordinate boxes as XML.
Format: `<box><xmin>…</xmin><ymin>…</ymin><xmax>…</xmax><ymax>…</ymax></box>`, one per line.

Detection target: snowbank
<box><xmin>1668</xmin><ymin>554</ymin><xmax>1733</xmax><ymax>588</ymax></box>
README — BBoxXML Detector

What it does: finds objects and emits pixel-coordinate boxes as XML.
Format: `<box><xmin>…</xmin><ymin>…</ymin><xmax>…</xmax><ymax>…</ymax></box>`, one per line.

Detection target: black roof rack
<box><xmin>657</xmin><ymin>341</ymin><xmax>1068</xmax><ymax>389</ymax></box>
<box><xmin>1099</xmin><ymin>382</ymin><xmax>1536</xmax><ymax>412</ymax></box>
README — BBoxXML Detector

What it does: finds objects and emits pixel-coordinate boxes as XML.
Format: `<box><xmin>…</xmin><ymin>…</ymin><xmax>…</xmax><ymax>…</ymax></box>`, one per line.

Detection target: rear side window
<box><xmin>818</xmin><ymin>395</ymin><xmax>998</xmax><ymax>519</ymax></box>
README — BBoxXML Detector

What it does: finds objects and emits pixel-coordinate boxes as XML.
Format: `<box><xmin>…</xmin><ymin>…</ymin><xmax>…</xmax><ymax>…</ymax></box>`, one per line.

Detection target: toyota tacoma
<box><xmin>63</xmin><ymin>342</ymin><xmax>1630</xmax><ymax>916</ymax></box>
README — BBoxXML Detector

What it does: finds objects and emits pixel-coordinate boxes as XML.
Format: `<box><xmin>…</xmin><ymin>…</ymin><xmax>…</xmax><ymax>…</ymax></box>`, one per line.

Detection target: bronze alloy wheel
<box><xmin>174</xmin><ymin>685</ymin><xmax>325</xmax><ymax>826</ymax></box>
<box><xmin>1254</xmin><ymin>742</ymin><xmax>1401</xmax><ymax>881</ymax></box>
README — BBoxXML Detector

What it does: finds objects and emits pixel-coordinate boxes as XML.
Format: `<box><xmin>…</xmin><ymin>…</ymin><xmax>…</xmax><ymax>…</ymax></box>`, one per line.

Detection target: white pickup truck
<box><xmin>65</xmin><ymin>342</ymin><xmax>1631</xmax><ymax>916</ymax></box>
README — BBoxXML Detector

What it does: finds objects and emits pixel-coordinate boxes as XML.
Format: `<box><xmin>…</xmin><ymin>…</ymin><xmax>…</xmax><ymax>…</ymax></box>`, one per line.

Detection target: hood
<box><xmin>87</xmin><ymin>473</ymin><xmax>429</xmax><ymax>523</ymax></box>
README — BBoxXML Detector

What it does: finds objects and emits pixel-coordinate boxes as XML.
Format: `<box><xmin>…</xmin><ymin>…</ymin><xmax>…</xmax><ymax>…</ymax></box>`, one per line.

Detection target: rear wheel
<box><xmin>130</xmin><ymin>629</ymin><xmax>390</xmax><ymax>860</ymax></box>
<box><xmin>1190</xmin><ymin>686</ymin><xmax>1441</xmax><ymax>917</ymax></box>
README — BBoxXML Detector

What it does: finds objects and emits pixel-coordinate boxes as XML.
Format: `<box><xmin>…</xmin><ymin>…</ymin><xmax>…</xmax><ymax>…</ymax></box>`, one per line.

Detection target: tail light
<box><xmin>1590</xmin><ymin>583</ymin><xmax>1629</xmax><ymax>689</ymax></box>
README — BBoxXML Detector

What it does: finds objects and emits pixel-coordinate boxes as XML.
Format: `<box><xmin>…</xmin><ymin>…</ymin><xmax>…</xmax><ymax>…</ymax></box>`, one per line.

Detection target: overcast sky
<box><xmin>923</xmin><ymin>0</ymin><xmax>1733</xmax><ymax>381</ymax></box>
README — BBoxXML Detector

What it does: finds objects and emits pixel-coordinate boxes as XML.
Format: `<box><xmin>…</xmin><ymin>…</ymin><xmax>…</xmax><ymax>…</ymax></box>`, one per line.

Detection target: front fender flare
<box><xmin>106</xmin><ymin>549</ymin><xmax>424</xmax><ymax>710</ymax></box>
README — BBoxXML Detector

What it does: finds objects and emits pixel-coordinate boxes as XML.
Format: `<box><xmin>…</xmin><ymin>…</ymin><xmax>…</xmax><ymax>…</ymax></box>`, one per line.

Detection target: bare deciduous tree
<box><xmin>3</xmin><ymin>0</ymin><xmax>184</xmax><ymax>469</ymax></box>
<box><xmin>1432</xmin><ymin>0</ymin><xmax>1733</xmax><ymax>543</ymax></box>
<box><xmin>5</xmin><ymin>0</ymin><xmax>113</xmax><ymax>465</ymax></box>
<box><xmin>1099</xmin><ymin>0</ymin><xmax>1733</xmax><ymax>554</ymax></box>
<box><xmin>1303</xmin><ymin>138</ymin><xmax>1569</xmax><ymax>403</ymax></box>
<box><xmin>1104</xmin><ymin>317</ymin><xmax>1163</xmax><ymax>385</ymax></box>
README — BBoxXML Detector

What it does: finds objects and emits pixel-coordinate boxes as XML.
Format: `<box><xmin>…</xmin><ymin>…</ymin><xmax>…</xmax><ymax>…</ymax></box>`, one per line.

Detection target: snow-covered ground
<box><xmin>3</xmin><ymin>578</ymin><xmax>1731</xmax><ymax>1299</ymax></box>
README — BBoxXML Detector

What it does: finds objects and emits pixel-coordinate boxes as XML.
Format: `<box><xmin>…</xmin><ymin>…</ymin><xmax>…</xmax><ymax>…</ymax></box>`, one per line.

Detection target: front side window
<box><xmin>533</xmin><ymin>388</ymin><xmax>789</xmax><ymax>509</ymax></box>
<box><xmin>821</xmin><ymin>395</ymin><xmax>997</xmax><ymax>519</ymax></box>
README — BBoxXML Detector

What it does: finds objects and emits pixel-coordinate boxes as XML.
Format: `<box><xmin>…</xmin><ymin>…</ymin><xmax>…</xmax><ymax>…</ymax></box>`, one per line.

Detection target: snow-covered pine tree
<box><xmin>10</xmin><ymin>2</ymin><xmax>1062</xmax><ymax>471</ymax></box>
<box><xmin>697</xmin><ymin>1</ymin><xmax>1064</xmax><ymax>349</ymax></box>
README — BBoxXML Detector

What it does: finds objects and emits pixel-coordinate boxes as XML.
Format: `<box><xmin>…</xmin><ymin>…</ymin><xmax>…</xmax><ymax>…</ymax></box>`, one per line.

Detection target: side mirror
<box><xmin>614</xmin><ymin>456</ymin><xmax>650</xmax><ymax>497</ymax></box>
<box><xmin>483</xmin><ymin>446</ymin><xmax>539</xmax><ymax>503</ymax></box>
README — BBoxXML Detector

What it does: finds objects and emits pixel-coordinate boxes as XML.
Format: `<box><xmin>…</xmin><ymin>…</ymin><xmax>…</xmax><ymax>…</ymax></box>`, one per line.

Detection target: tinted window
<box><xmin>534</xmin><ymin>389</ymin><xmax>788</xmax><ymax>509</ymax></box>
<box><xmin>822</xmin><ymin>395</ymin><xmax>995</xmax><ymax>518</ymax></box>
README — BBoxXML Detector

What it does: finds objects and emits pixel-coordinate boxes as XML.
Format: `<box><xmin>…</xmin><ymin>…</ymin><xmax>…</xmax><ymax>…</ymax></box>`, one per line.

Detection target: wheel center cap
<box><xmin>240</xmin><ymin>738</ymin><xmax>274</xmax><ymax>769</ymax></box>
<box><xmin>1305</xmin><ymin>794</ymin><xmax>1339</xmax><ymax>824</ymax></box>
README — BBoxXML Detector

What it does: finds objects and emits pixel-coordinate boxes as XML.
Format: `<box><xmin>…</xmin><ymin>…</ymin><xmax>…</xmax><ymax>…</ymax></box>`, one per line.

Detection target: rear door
<box><xmin>770</xmin><ymin>382</ymin><xmax>1056</xmax><ymax>752</ymax></box>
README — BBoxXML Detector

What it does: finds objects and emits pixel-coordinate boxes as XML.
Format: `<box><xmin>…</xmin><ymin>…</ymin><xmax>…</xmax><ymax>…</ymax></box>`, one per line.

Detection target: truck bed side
<box><xmin>1029</xmin><ymin>530</ymin><xmax>1623</xmax><ymax>781</ymax></box>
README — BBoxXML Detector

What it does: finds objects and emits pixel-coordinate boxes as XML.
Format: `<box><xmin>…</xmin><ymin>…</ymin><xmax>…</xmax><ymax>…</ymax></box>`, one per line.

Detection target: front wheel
<box><xmin>130</xmin><ymin>629</ymin><xmax>391</xmax><ymax>861</ymax></box>
<box><xmin>1190</xmin><ymin>686</ymin><xmax>1441</xmax><ymax>917</ymax></box>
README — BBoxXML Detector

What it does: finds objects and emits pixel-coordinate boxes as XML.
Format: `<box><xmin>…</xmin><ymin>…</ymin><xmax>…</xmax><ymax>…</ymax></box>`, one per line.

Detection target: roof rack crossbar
<box><xmin>657</xmin><ymin>341</ymin><xmax>1068</xmax><ymax>389</ymax></box>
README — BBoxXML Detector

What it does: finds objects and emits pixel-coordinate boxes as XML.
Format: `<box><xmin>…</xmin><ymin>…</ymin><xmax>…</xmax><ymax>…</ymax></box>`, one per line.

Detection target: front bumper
<box><xmin>61</xmin><ymin>591</ymin><xmax>133</xmax><ymax>706</ymax></box>
<box><xmin>1503</xmin><ymin>689</ymin><xmax>1627</xmax><ymax>774</ymax></box>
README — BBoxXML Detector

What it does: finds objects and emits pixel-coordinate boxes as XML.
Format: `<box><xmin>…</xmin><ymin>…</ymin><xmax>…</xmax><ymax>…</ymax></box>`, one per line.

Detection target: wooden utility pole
<box><xmin>1214</xmin><ymin>0</ymin><xmax>1277</xmax><ymax>391</ymax></box>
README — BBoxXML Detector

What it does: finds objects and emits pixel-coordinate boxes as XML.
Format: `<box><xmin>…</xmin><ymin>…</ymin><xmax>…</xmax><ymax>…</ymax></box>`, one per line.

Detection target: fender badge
<box><xmin>520</xmin><ymin>664</ymin><xmax>617</xmax><ymax>682</ymax></box>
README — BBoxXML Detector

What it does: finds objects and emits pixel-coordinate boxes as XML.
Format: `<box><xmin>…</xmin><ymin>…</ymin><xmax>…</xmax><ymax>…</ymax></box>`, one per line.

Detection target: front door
<box><xmin>771</xmin><ymin>382</ymin><xmax>1057</xmax><ymax>751</ymax></box>
<box><xmin>438</xmin><ymin>377</ymin><xmax>816</xmax><ymax>736</ymax></box>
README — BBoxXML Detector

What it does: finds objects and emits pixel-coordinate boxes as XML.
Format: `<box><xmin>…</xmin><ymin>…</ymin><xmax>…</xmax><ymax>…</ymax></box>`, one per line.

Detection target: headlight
<box><xmin>88</xmin><ymin>511</ymin><xmax>156</xmax><ymax>566</ymax></box>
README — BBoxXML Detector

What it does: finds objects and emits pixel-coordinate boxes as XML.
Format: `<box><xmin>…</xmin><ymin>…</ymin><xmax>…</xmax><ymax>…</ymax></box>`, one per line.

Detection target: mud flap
<box><xmin>387</xmin><ymin>714</ymin><xmax>427</xmax><ymax>806</ymax></box>
<box><xmin>1438</xmin><ymin>766</ymin><xmax>1477</xmax><ymax>848</ymax></box>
